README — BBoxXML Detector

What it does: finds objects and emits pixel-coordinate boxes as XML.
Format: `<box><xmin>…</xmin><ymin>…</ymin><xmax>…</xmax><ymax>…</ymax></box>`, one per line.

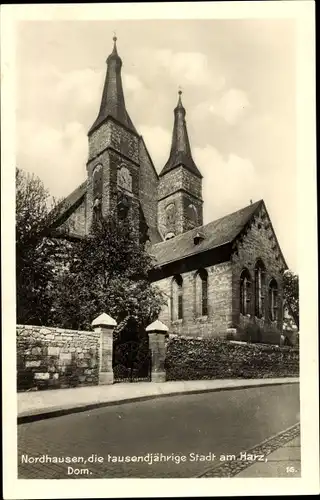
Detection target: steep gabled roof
<box><xmin>51</xmin><ymin>180</ymin><xmax>86</xmax><ymax>228</ymax></box>
<box><xmin>151</xmin><ymin>200</ymin><xmax>263</xmax><ymax>266</ymax></box>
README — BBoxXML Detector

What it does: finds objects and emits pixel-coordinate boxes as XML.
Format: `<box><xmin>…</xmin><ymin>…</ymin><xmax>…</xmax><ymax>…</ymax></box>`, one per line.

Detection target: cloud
<box><xmin>55</xmin><ymin>68</ymin><xmax>103</xmax><ymax>111</ymax></box>
<box><xmin>133</xmin><ymin>48</ymin><xmax>225</xmax><ymax>91</ymax></box>
<box><xmin>192</xmin><ymin>88</ymin><xmax>250</xmax><ymax>126</ymax></box>
<box><xmin>18</xmin><ymin>63</ymin><xmax>103</xmax><ymax>129</ymax></box>
<box><xmin>209</xmin><ymin>88</ymin><xmax>250</xmax><ymax>125</ymax></box>
<box><xmin>194</xmin><ymin>144</ymin><xmax>263</xmax><ymax>222</ymax></box>
<box><xmin>138</xmin><ymin>125</ymin><xmax>172</xmax><ymax>173</ymax></box>
<box><xmin>155</xmin><ymin>50</ymin><xmax>211</xmax><ymax>86</ymax></box>
<box><xmin>123</xmin><ymin>73</ymin><xmax>143</xmax><ymax>92</ymax></box>
<box><xmin>17</xmin><ymin>120</ymin><xmax>87</xmax><ymax>199</ymax></box>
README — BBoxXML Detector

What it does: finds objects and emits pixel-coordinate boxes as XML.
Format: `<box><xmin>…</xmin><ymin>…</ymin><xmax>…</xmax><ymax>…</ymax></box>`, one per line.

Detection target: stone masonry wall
<box><xmin>86</xmin><ymin>119</ymin><xmax>140</xmax><ymax>232</ymax></box>
<box><xmin>158</xmin><ymin>167</ymin><xmax>202</xmax><ymax>200</ymax></box>
<box><xmin>156</xmin><ymin>261</ymin><xmax>232</xmax><ymax>338</ymax></box>
<box><xmin>231</xmin><ymin>204</ymin><xmax>286</xmax><ymax>340</ymax></box>
<box><xmin>88</xmin><ymin>121</ymin><xmax>139</xmax><ymax>164</ymax></box>
<box><xmin>158</xmin><ymin>167</ymin><xmax>203</xmax><ymax>237</ymax></box>
<box><xmin>17</xmin><ymin>325</ymin><xmax>99</xmax><ymax>391</ymax></box>
<box><xmin>139</xmin><ymin>139</ymin><xmax>159</xmax><ymax>231</ymax></box>
<box><xmin>58</xmin><ymin>198</ymin><xmax>87</xmax><ymax>237</ymax></box>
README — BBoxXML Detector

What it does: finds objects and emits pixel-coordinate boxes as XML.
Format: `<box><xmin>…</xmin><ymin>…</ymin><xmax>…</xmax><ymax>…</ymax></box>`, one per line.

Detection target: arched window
<box><xmin>195</xmin><ymin>269</ymin><xmax>208</xmax><ymax>317</ymax></box>
<box><xmin>187</xmin><ymin>203</ymin><xmax>198</xmax><ymax>225</ymax></box>
<box><xmin>92</xmin><ymin>164</ymin><xmax>103</xmax><ymax>222</ymax></box>
<box><xmin>269</xmin><ymin>278</ymin><xmax>278</xmax><ymax>321</ymax></box>
<box><xmin>254</xmin><ymin>259</ymin><xmax>266</xmax><ymax>318</ymax></box>
<box><xmin>240</xmin><ymin>268</ymin><xmax>252</xmax><ymax>316</ymax></box>
<box><xmin>117</xmin><ymin>165</ymin><xmax>132</xmax><ymax>192</ymax></box>
<box><xmin>171</xmin><ymin>275</ymin><xmax>183</xmax><ymax>321</ymax></box>
<box><xmin>93</xmin><ymin>164</ymin><xmax>102</xmax><ymax>199</ymax></box>
<box><xmin>165</xmin><ymin>203</ymin><xmax>176</xmax><ymax>229</ymax></box>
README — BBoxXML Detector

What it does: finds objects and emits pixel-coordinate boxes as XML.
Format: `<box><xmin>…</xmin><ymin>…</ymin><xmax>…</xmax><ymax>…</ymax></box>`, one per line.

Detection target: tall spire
<box><xmin>159</xmin><ymin>90</ymin><xmax>202</xmax><ymax>178</ymax></box>
<box><xmin>88</xmin><ymin>36</ymin><xmax>136</xmax><ymax>135</ymax></box>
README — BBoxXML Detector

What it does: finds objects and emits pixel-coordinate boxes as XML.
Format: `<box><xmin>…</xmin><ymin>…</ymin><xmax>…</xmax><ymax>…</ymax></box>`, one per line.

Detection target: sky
<box><xmin>16</xmin><ymin>19</ymin><xmax>297</xmax><ymax>271</ymax></box>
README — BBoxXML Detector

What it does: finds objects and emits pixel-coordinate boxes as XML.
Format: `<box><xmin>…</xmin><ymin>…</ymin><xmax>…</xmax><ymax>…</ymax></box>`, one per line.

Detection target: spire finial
<box><xmin>176</xmin><ymin>86</ymin><xmax>184</xmax><ymax>110</ymax></box>
<box><xmin>111</xmin><ymin>32</ymin><xmax>118</xmax><ymax>54</ymax></box>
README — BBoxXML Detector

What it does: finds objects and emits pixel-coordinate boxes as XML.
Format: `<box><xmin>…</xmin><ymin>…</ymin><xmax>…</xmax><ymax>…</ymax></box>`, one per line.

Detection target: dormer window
<box><xmin>194</xmin><ymin>232</ymin><xmax>205</xmax><ymax>245</ymax></box>
<box><xmin>165</xmin><ymin>232</ymin><xmax>175</xmax><ymax>241</ymax></box>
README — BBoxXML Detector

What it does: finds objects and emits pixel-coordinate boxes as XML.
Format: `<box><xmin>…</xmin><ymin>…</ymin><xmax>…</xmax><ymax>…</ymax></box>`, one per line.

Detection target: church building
<box><xmin>51</xmin><ymin>37</ymin><xmax>288</xmax><ymax>344</ymax></box>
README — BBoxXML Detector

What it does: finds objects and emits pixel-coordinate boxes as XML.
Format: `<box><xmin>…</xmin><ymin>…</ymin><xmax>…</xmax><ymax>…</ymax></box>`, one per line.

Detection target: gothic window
<box><xmin>240</xmin><ymin>268</ymin><xmax>252</xmax><ymax>316</ymax></box>
<box><xmin>171</xmin><ymin>275</ymin><xmax>183</xmax><ymax>321</ymax></box>
<box><xmin>117</xmin><ymin>193</ymin><xmax>130</xmax><ymax>220</ymax></box>
<box><xmin>93</xmin><ymin>197</ymin><xmax>102</xmax><ymax>224</ymax></box>
<box><xmin>92</xmin><ymin>164</ymin><xmax>102</xmax><ymax>222</ymax></box>
<box><xmin>165</xmin><ymin>203</ymin><xmax>176</xmax><ymax>229</ymax></box>
<box><xmin>269</xmin><ymin>278</ymin><xmax>278</xmax><ymax>321</ymax></box>
<box><xmin>195</xmin><ymin>269</ymin><xmax>208</xmax><ymax>317</ymax></box>
<box><xmin>117</xmin><ymin>165</ymin><xmax>132</xmax><ymax>192</ymax></box>
<box><xmin>187</xmin><ymin>203</ymin><xmax>198</xmax><ymax>225</ymax></box>
<box><xmin>93</xmin><ymin>164</ymin><xmax>103</xmax><ymax>199</ymax></box>
<box><xmin>254</xmin><ymin>259</ymin><xmax>266</xmax><ymax>318</ymax></box>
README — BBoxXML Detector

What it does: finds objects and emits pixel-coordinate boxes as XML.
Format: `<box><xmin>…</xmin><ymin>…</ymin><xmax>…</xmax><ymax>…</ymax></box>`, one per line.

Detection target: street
<box><xmin>18</xmin><ymin>384</ymin><xmax>300</xmax><ymax>478</ymax></box>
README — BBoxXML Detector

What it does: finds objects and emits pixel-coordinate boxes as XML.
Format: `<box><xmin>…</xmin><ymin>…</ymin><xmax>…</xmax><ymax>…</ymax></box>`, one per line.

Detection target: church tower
<box><xmin>158</xmin><ymin>91</ymin><xmax>203</xmax><ymax>240</ymax></box>
<box><xmin>86</xmin><ymin>37</ymin><xmax>141</xmax><ymax>233</ymax></box>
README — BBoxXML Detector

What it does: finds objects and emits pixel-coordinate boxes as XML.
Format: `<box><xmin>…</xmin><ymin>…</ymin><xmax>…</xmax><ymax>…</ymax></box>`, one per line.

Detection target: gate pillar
<box><xmin>146</xmin><ymin>320</ymin><xmax>169</xmax><ymax>383</ymax></box>
<box><xmin>92</xmin><ymin>313</ymin><xmax>117</xmax><ymax>385</ymax></box>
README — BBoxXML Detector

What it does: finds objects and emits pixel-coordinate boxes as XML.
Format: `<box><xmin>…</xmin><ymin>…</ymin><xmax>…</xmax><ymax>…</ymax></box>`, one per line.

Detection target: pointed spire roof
<box><xmin>159</xmin><ymin>91</ymin><xmax>202</xmax><ymax>178</ymax></box>
<box><xmin>88</xmin><ymin>36</ymin><xmax>137</xmax><ymax>135</ymax></box>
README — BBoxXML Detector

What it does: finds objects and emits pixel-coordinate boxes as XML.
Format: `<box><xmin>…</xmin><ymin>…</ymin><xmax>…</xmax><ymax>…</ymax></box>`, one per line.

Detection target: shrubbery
<box><xmin>165</xmin><ymin>336</ymin><xmax>299</xmax><ymax>381</ymax></box>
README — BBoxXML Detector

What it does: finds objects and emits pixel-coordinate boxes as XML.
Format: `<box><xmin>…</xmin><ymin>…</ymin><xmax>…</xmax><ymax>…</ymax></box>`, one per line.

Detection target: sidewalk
<box><xmin>235</xmin><ymin>433</ymin><xmax>301</xmax><ymax>477</ymax></box>
<box><xmin>198</xmin><ymin>422</ymin><xmax>300</xmax><ymax>478</ymax></box>
<box><xmin>18</xmin><ymin>377</ymin><xmax>299</xmax><ymax>423</ymax></box>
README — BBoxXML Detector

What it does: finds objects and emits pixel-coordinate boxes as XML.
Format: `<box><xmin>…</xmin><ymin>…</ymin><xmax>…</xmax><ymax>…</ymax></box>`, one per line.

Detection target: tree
<box><xmin>16</xmin><ymin>168</ymin><xmax>61</xmax><ymax>325</ymax></box>
<box><xmin>49</xmin><ymin>211</ymin><xmax>166</xmax><ymax>333</ymax></box>
<box><xmin>283</xmin><ymin>270</ymin><xmax>299</xmax><ymax>330</ymax></box>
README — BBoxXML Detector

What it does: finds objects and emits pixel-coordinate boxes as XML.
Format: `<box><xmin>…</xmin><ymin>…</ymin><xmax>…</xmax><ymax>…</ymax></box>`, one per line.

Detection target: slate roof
<box><xmin>88</xmin><ymin>38</ymin><xmax>137</xmax><ymax>135</ymax></box>
<box><xmin>159</xmin><ymin>93</ymin><xmax>202</xmax><ymax>179</ymax></box>
<box><xmin>52</xmin><ymin>180</ymin><xmax>87</xmax><ymax>227</ymax></box>
<box><xmin>147</xmin><ymin>226</ymin><xmax>163</xmax><ymax>245</ymax></box>
<box><xmin>151</xmin><ymin>200</ymin><xmax>263</xmax><ymax>266</ymax></box>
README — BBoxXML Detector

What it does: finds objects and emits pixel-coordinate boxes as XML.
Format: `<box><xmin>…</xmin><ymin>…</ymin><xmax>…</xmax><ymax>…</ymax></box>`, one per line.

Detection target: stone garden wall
<box><xmin>17</xmin><ymin>325</ymin><xmax>99</xmax><ymax>391</ymax></box>
<box><xmin>165</xmin><ymin>334</ymin><xmax>299</xmax><ymax>381</ymax></box>
<box><xmin>17</xmin><ymin>322</ymin><xmax>299</xmax><ymax>391</ymax></box>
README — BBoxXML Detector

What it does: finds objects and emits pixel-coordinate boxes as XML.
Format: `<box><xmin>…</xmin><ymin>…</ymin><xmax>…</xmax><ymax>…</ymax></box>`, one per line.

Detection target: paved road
<box><xmin>18</xmin><ymin>384</ymin><xmax>300</xmax><ymax>478</ymax></box>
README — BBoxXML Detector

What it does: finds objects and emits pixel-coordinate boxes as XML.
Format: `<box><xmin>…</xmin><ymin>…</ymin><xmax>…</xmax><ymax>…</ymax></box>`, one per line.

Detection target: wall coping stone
<box><xmin>91</xmin><ymin>313</ymin><xmax>117</xmax><ymax>328</ymax></box>
<box><xmin>17</xmin><ymin>324</ymin><xmax>95</xmax><ymax>335</ymax></box>
<box><xmin>146</xmin><ymin>319</ymin><xmax>169</xmax><ymax>333</ymax></box>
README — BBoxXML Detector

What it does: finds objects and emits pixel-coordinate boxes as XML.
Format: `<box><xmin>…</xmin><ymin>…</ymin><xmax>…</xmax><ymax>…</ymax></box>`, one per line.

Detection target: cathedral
<box><xmin>51</xmin><ymin>37</ymin><xmax>288</xmax><ymax>344</ymax></box>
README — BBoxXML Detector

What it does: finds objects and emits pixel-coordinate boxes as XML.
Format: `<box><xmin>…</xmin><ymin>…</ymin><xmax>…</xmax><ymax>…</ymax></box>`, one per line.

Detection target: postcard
<box><xmin>1</xmin><ymin>2</ymin><xmax>318</xmax><ymax>498</ymax></box>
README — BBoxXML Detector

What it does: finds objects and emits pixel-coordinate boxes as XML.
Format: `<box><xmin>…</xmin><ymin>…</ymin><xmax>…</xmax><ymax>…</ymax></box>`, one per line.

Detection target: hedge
<box><xmin>165</xmin><ymin>336</ymin><xmax>299</xmax><ymax>381</ymax></box>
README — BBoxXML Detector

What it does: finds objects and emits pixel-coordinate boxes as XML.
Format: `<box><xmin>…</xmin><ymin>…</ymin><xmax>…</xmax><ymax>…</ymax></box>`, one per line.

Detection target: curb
<box><xmin>18</xmin><ymin>380</ymin><xmax>299</xmax><ymax>425</ymax></box>
<box><xmin>197</xmin><ymin>422</ymin><xmax>300</xmax><ymax>478</ymax></box>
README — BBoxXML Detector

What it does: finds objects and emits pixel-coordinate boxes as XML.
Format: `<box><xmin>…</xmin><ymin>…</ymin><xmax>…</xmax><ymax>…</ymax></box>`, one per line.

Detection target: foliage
<box><xmin>165</xmin><ymin>336</ymin><xmax>299</xmax><ymax>381</ymax></box>
<box><xmin>49</xmin><ymin>211</ymin><xmax>166</xmax><ymax>332</ymax></box>
<box><xmin>283</xmin><ymin>270</ymin><xmax>299</xmax><ymax>330</ymax></box>
<box><xmin>16</xmin><ymin>168</ymin><xmax>61</xmax><ymax>325</ymax></box>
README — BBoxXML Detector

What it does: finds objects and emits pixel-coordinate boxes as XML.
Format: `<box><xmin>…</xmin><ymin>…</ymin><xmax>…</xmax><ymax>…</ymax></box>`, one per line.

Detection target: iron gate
<box><xmin>113</xmin><ymin>324</ymin><xmax>151</xmax><ymax>383</ymax></box>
